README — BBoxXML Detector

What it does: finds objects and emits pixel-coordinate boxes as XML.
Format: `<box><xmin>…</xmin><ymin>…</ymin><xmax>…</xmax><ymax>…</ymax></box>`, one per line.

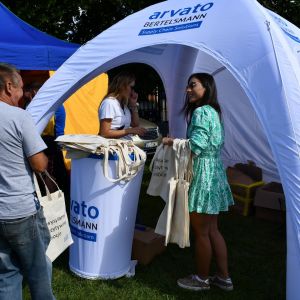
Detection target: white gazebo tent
<box><xmin>27</xmin><ymin>0</ymin><xmax>300</xmax><ymax>298</ymax></box>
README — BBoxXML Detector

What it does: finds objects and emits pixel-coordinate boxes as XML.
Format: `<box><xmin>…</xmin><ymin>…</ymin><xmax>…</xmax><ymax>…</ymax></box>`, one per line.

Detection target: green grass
<box><xmin>24</xmin><ymin>162</ymin><xmax>286</xmax><ymax>300</ymax></box>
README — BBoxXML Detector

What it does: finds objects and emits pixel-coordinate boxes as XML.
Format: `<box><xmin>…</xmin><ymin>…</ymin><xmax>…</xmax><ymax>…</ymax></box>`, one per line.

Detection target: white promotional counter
<box><xmin>69</xmin><ymin>153</ymin><xmax>144</xmax><ymax>279</ymax></box>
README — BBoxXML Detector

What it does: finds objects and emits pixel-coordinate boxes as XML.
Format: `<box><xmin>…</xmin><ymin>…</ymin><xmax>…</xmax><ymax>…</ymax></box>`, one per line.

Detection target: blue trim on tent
<box><xmin>0</xmin><ymin>3</ymin><xmax>80</xmax><ymax>70</ymax></box>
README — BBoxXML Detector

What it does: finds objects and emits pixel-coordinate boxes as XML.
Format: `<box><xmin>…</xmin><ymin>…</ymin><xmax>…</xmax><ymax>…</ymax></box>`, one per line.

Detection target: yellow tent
<box><xmin>49</xmin><ymin>71</ymin><xmax>108</xmax><ymax>170</ymax></box>
<box><xmin>61</xmin><ymin>73</ymin><xmax>108</xmax><ymax>135</ymax></box>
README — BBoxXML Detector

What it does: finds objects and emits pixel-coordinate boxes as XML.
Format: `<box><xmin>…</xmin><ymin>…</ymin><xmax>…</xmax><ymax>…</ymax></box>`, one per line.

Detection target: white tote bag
<box><xmin>168</xmin><ymin>178</ymin><xmax>190</xmax><ymax>248</ymax></box>
<box><xmin>154</xmin><ymin>139</ymin><xmax>192</xmax><ymax>248</ymax></box>
<box><xmin>147</xmin><ymin>144</ymin><xmax>176</xmax><ymax>202</ymax></box>
<box><xmin>168</xmin><ymin>140</ymin><xmax>191</xmax><ymax>247</ymax></box>
<box><xmin>102</xmin><ymin>140</ymin><xmax>146</xmax><ymax>183</ymax></box>
<box><xmin>34</xmin><ymin>171</ymin><xmax>73</xmax><ymax>262</ymax></box>
<box><xmin>155</xmin><ymin>177</ymin><xmax>177</xmax><ymax>239</ymax></box>
<box><xmin>56</xmin><ymin>135</ymin><xmax>146</xmax><ymax>183</ymax></box>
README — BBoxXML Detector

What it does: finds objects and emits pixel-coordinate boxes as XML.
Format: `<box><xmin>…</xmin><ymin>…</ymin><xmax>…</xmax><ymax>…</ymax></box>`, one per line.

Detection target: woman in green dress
<box><xmin>163</xmin><ymin>73</ymin><xmax>234</xmax><ymax>292</ymax></box>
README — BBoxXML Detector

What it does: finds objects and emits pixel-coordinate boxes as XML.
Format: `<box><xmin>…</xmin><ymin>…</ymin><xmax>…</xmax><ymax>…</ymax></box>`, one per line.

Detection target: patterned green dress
<box><xmin>187</xmin><ymin>105</ymin><xmax>234</xmax><ymax>214</ymax></box>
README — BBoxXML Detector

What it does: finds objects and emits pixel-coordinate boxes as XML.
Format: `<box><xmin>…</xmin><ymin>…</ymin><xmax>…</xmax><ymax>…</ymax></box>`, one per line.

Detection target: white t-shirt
<box><xmin>99</xmin><ymin>97</ymin><xmax>131</xmax><ymax>129</ymax></box>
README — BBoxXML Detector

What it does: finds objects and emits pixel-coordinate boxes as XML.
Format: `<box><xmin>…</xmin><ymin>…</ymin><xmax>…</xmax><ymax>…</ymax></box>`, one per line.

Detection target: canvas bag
<box><xmin>102</xmin><ymin>139</ymin><xmax>146</xmax><ymax>183</ymax></box>
<box><xmin>56</xmin><ymin>134</ymin><xmax>109</xmax><ymax>154</ymax></box>
<box><xmin>155</xmin><ymin>177</ymin><xmax>177</xmax><ymax>238</ymax></box>
<box><xmin>34</xmin><ymin>171</ymin><xmax>73</xmax><ymax>262</ymax></box>
<box><xmin>56</xmin><ymin>135</ymin><xmax>146</xmax><ymax>183</ymax></box>
<box><xmin>168</xmin><ymin>178</ymin><xmax>190</xmax><ymax>248</ymax></box>
<box><xmin>147</xmin><ymin>143</ymin><xmax>176</xmax><ymax>201</ymax></box>
<box><xmin>157</xmin><ymin>177</ymin><xmax>190</xmax><ymax>248</ymax></box>
<box><xmin>168</xmin><ymin>140</ymin><xmax>191</xmax><ymax>247</ymax></box>
<box><xmin>154</xmin><ymin>139</ymin><xmax>192</xmax><ymax>248</ymax></box>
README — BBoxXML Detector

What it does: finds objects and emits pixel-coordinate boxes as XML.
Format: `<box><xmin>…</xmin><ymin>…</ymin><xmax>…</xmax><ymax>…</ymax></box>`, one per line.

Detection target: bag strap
<box><xmin>179</xmin><ymin>140</ymin><xmax>190</xmax><ymax>180</ymax></box>
<box><xmin>173</xmin><ymin>139</ymin><xmax>191</xmax><ymax>180</ymax></box>
<box><xmin>173</xmin><ymin>139</ymin><xmax>181</xmax><ymax>179</ymax></box>
<box><xmin>149</xmin><ymin>143</ymin><xmax>163</xmax><ymax>172</ymax></box>
<box><xmin>33</xmin><ymin>171</ymin><xmax>63</xmax><ymax>201</ymax></box>
<box><xmin>33</xmin><ymin>172</ymin><xmax>52</xmax><ymax>200</ymax></box>
<box><xmin>102</xmin><ymin>147</ymin><xmax>121</xmax><ymax>183</ymax></box>
<box><xmin>113</xmin><ymin>142</ymin><xmax>132</xmax><ymax>180</ymax></box>
<box><xmin>102</xmin><ymin>141</ymin><xmax>146</xmax><ymax>182</ymax></box>
<box><xmin>33</xmin><ymin>173</ymin><xmax>44</xmax><ymax>199</ymax></box>
<box><xmin>43</xmin><ymin>170</ymin><xmax>61</xmax><ymax>191</ymax></box>
<box><xmin>102</xmin><ymin>145</ymin><xmax>131</xmax><ymax>183</ymax></box>
<box><xmin>117</xmin><ymin>141</ymin><xmax>145</xmax><ymax>180</ymax></box>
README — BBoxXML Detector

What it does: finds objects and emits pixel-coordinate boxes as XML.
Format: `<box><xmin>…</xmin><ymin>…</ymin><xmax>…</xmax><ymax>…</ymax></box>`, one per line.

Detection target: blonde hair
<box><xmin>104</xmin><ymin>71</ymin><xmax>135</xmax><ymax>103</ymax></box>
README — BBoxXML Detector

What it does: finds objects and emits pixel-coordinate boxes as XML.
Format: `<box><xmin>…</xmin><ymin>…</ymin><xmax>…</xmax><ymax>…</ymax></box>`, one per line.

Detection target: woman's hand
<box><xmin>127</xmin><ymin>127</ymin><xmax>147</xmax><ymax>136</ymax></box>
<box><xmin>128</xmin><ymin>90</ymin><xmax>138</xmax><ymax>107</ymax></box>
<box><xmin>162</xmin><ymin>137</ymin><xmax>174</xmax><ymax>146</ymax></box>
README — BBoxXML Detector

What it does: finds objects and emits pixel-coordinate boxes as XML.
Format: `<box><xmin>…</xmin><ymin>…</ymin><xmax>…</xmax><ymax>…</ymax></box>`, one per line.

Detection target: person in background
<box><xmin>99</xmin><ymin>71</ymin><xmax>146</xmax><ymax>138</ymax></box>
<box><xmin>22</xmin><ymin>80</ymin><xmax>68</xmax><ymax>193</ymax></box>
<box><xmin>42</xmin><ymin>104</ymin><xmax>67</xmax><ymax>192</ymax></box>
<box><xmin>22</xmin><ymin>82</ymin><xmax>41</xmax><ymax>108</ymax></box>
<box><xmin>0</xmin><ymin>63</ymin><xmax>55</xmax><ymax>299</ymax></box>
<box><xmin>163</xmin><ymin>73</ymin><xmax>234</xmax><ymax>292</ymax></box>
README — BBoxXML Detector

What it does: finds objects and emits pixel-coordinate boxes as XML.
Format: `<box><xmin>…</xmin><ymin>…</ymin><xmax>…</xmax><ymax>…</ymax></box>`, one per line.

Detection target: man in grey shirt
<box><xmin>0</xmin><ymin>63</ymin><xmax>55</xmax><ymax>300</ymax></box>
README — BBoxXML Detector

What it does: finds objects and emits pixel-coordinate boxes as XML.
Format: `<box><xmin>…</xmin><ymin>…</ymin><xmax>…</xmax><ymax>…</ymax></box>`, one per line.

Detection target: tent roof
<box><xmin>0</xmin><ymin>3</ymin><xmax>79</xmax><ymax>70</ymax></box>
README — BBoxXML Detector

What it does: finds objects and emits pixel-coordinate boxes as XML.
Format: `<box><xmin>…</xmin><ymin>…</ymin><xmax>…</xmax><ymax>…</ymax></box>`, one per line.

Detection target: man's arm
<box><xmin>28</xmin><ymin>151</ymin><xmax>48</xmax><ymax>173</ymax></box>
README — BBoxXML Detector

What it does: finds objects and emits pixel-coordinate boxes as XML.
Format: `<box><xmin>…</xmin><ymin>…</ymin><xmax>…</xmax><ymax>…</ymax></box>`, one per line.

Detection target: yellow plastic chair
<box><xmin>230</xmin><ymin>181</ymin><xmax>265</xmax><ymax>216</ymax></box>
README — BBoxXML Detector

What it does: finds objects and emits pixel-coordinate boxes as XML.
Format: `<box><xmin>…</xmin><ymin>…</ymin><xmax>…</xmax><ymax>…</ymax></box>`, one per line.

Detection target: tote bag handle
<box><xmin>102</xmin><ymin>141</ymin><xmax>146</xmax><ymax>183</ymax></box>
<box><xmin>102</xmin><ymin>146</ymin><xmax>130</xmax><ymax>183</ymax></box>
<box><xmin>33</xmin><ymin>171</ymin><xmax>62</xmax><ymax>201</ymax></box>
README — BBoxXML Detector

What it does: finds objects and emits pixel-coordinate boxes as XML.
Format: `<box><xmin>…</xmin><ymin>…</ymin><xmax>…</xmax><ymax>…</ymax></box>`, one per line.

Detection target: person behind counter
<box><xmin>99</xmin><ymin>71</ymin><xmax>146</xmax><ymax>139</ymax></box>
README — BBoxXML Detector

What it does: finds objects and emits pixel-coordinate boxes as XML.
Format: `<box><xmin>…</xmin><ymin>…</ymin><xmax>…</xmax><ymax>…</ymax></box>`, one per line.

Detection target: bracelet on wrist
<box><xmin>129</xmin><ymin>106</ymin><xmax>139</xmax><ymax>112</ymax></box>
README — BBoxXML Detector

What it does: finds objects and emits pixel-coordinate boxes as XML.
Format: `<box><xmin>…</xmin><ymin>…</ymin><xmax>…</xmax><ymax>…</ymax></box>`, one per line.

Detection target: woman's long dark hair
<box><xmin>182</xmin><ymin>73</ymin><xmax>221</xmax><ymax>122</ymax></box>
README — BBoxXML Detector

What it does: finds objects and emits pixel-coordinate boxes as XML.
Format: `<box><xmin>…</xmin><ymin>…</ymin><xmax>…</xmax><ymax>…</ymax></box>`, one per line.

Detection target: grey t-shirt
<box><xmin>0</xmin><ymin>102</ymin><xmax>47</xmax><ymax>219</ymax></box>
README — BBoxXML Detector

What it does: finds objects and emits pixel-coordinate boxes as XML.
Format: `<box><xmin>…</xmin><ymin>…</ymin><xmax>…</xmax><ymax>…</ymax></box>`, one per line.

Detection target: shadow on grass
<box><xmin>132</xmin><ymin>212</ymin><xmax>286</xmax><ymax>300</ymax></box>
<box><xmin>44</xmin><ymin>160</ymin><xmax>286</xmax><ymax>300</ymax></box>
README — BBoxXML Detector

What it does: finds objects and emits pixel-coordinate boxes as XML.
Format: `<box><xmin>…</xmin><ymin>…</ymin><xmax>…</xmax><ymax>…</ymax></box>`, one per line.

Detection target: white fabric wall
<box><xmin>191</xmin><ymin>51</ymin><xmax>279</xmax><ymax>181</ymax></box>
<box><xmin>260</xmin><ymin>8</ymin><xmax>300</xmax><ymax>299</ymax></box>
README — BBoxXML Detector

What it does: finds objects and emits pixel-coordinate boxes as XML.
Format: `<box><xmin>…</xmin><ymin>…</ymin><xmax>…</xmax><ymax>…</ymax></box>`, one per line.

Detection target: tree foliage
<box><xmin>3</xmin><ymin>0</ymin><xmax>299</xmax><ymax>45</ymax></box>
<box><xmin>259</xmin><ymin>0</ymin><xmax>300</xmax><ymax>27</ymax></box>
<box><xmin>3</xmin><ymin>0</ymin><xmax>299</xmax><ymax>113</ymax></box>
<box><xmin>2</xmin><ymin>0</ymin><xmax>160</xmax><ymax>44</ymax></box>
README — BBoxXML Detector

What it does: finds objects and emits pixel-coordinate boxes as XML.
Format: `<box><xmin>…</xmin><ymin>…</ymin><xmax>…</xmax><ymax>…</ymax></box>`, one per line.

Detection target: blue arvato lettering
<box><xmin>149</xmin><ymin>3</ymin><xmax>213</xmax><ymax>20</ymax></box>
<box><xmin>71</xmin><ymin>200</ymin><xmax>99</xmax><ymax>219</ymax></box>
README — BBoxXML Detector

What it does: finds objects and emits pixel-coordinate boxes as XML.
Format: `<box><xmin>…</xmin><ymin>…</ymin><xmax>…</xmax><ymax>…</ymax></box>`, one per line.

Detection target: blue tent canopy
<box><xmin>0</xmin><ymin>3</ymin><xmax>79</xmax><ymax>70</ymax></box>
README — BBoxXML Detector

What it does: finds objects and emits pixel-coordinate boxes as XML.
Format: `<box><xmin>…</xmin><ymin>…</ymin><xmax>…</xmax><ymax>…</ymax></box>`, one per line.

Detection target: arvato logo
<box><xmin>139</xmin><ymin>2</ymin><xmax>214</xmax><ymax>36</ymax></box>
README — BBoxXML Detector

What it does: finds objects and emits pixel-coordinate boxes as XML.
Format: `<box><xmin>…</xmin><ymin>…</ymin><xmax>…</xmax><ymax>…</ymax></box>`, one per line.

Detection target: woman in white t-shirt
<box><xmin>99</xmin><ymin>72</ymin><xmax>146</xmax><ymax>138</ymax></box>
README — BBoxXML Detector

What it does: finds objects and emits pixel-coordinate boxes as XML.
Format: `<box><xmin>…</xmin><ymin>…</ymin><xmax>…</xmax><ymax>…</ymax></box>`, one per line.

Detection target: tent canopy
<box><xmin>27</xmin><ymin>1</ymin><xmax>300</xmax><ymax>298</ymax></box>
<box><xmin>0</xmin><ymin>3</ymin><xmax>79</xmax><ymax>70</ymax></box>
